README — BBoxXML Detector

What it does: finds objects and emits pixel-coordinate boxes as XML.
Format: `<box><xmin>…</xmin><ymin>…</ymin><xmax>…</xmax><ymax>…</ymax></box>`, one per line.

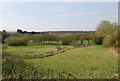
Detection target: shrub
<box><xmin>31</xmin><ymin>34</ymin><xmax>41</xmax><ymax>43</ymax></box>
<box><xmin>5</xmin><ymin>34</ymin><xmax>29</xmax><ymax>46</ymax></box>
<box><xmin>31</xmin><ymin>33</ymin><xmax>58</xmax><ymax>44</ymax></box>
<box><xmin>71</xmin><ymin>41</ymin><xmax>80</xmax><ymax>47</ymax></box>
<box><xmin>92</xmin><ymin>37</ymin><xmax>103</xmax><ymax>45</ymax></box>
<box><xmin>103</xmin><ymin>34</ymin><xmax>113</xmax><ymax>47</ymax></box>
<box><xmin>2</xmin><ymin>44</ymin><xmax>10</xmax><ymax>59</ymax></box>
<box><xmin>2</xmin><ymin>57</ymin><xmax>35</xmax><ymax>79</ymax></box>
<box><xmin>103</xmin><ymin>30</ymin><xmax>120</xmax><ymax>47</ymax></box>
<box><xmin>60</xmin><ymin>34</ymin><xmax>73</xmax><ymax>45</ymax></box>
<box><xmin>2</xmin><ymin>44</ymin><xmax>8</xmax><ymax>50</ymax></box>
<box><xmin>2</xmin><ymin>56</ymin><xmax>76</xmax><ymax>79</ymax></box>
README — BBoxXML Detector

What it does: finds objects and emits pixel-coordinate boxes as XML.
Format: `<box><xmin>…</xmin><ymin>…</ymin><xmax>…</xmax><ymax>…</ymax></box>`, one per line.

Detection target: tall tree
<box><xmin>95</xmin><ymin>20</ymin><xmax>118</xmax><ymax>38</ymax></box>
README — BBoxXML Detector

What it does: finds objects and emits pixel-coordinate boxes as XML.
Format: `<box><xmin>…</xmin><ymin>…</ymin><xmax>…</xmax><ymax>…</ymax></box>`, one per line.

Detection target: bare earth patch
<box><xmin>35</xmin><ymin>46</ymin><xmax>75</xmax><ymax>58</ymax></box>
<box><xmin>109</xmin><ymin>47</ymin><xmax>120</xmax><ymax>55</ymax></box>
<box><xmin>35</xmin><ymin>45</ymin><xmax>90</xmax><ymax>58</ymax></box>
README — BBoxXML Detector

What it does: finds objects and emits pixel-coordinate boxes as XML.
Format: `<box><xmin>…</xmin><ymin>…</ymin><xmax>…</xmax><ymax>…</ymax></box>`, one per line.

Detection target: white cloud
<box><xmin>61</xmin><ymin>11</ymin><xmax>117</xmax><ymax>18</ymax></box>
<box><xmin>62</xmin><ymin>12</ymin><xmax>99</xmax><ymax>17</ymax></box>
<box><xmin>96</xmin><ymin>15</ymin><xmax>118</xmax><ymax>19</ymax></box>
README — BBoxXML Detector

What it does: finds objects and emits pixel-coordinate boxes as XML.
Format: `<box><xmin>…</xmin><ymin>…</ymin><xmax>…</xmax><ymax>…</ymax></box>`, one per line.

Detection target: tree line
<box><xmin>3</xmin><ymin>32</ymin><xmax>93</xmax><ymax>46</ymax></box>
<box><xmin>1</xmin><ymin>20</ymin><xmax>120</xmax><ymax>48</ymax></box>
<box><xmin>17</xmin><ymin>29</ymin><xmax>95</xmax><ymax>34</ymax></box>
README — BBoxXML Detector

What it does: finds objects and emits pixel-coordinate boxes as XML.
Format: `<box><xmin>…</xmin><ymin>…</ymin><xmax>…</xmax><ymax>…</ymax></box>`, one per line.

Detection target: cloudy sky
<box><xmin>0</xmin><ymin>2</ymin><xmax>118</xmax><ymax>32</ymax></box>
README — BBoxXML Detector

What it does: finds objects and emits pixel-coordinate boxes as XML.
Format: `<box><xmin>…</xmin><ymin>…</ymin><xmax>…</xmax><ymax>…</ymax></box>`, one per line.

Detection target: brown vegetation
<box><xmin>35</xmin><ymin>46</ymin><xmax>75</xmax><ymax>58</ymax></box>
<box><xmin>109</xmin><ymin>47</ymin><xmax>120</xmax><ymax>55</ymax></box>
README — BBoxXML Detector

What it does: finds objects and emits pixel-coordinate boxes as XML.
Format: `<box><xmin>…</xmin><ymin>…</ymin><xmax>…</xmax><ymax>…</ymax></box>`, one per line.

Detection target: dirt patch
<box><xmin>35</xmin><ymin>46</ymin><xmax>75</xmax><ymax>58</ymax></box>
<box><xmin>35</xmin><ymin>45</ymin><xmax>89</xmax><ymax>59</ymax></box>
<box><xmin>109</xmin><ymin>47</ymin><xmax>120</xmax><ymax>55</ymax></box>
<box><xmin>81</xmin><ymin>45</ymin><xmax>88</xmax><ymax>47</ymax></box>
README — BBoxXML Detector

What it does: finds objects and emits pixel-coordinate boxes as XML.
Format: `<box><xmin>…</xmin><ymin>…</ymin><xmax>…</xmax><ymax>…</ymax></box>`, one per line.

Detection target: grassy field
<box><xmin>5</xmin><ymin>44</ymin><xmax>71</xmax><ymax>58</ymax></box>
<box><xmin>5</xmin><ymin>45</ymin><xmax>56</xmax><ymax>56</ymax></box>
<box><xmin>4</xmin><ymin>44</ymin><xmax>118</xmax><ymax>79</ymax></box>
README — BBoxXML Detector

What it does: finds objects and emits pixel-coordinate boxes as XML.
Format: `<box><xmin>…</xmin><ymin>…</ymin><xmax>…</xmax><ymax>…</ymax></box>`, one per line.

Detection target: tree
<box><xmin>17</xmin><ymin>29</ymin><xmax>23</xmax><ymax>33</ymax></box>
<box><xmin>95</xmin><ymin>21</ymin><xmax>117</xmax><ymax>38</ymax></box>
<box><xmin>2</xmin><ymin>30</ymin><xmax>10</xmax><ymax>43</ymax></box>
<box><xmin>85</xmin><ymin>34</ymin><xmax>93</xmax><ymax>45</ymax></box>
<box><xmin>92</xmin><ymin>37</ymin><xmax>103</xmax><ymax>45</ymax></box>
<box><xmin>78</xmin><ymin>34</ymin><xmax>86</xmax><ymax>45</ymax></box>
<box><xmin>94</xmin><ymin>20</ymin><xmax>118</xmax><ymax>45</ymax></box>
<box><xmin>103</xmin><ymin>30</ymin><xmax>120</xmax><ymax>47</ymax></box>
<box><xmin>60</xmin><ymin>33</ymin><xmax>73</xmax><ymax>45</ymax></box>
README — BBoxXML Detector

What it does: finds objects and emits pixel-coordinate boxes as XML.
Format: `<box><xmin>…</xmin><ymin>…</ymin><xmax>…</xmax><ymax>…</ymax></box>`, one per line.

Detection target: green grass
<box><xmin>5</xmin><ymin>45</ymin><xmax>57</xmax><ymax>58</ymax></box>
<box><xmin>5</xmin><ymin>44</ymin><xmax>118</xmax><ymax>79</ymax></box>
<box><xmin>29</xmin><ymin>45</ymin><xmax>118</xmax><ymax>79</ymax></box>
<box><xmin>5</xmin><ymin>44</ymin><xmax>71</xmax><ymax>58</ymax></box>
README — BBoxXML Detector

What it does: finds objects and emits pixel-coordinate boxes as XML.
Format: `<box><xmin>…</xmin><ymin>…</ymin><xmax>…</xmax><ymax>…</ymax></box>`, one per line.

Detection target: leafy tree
<box><xmin>31</xmin><ymin>33</ymin><xmax>58</xmax><ymax>44</ymax></box>
<box><xmin>103</xmin><ymin>30</ymin><xmax>120</xmax><ymax>47</ymax></box>
<box><xmin>31</xmin><ymin>34</ymin><xmax>41</xmax><ymax>43</ymax></box>
<box><xmin>94</xmin><ymin>20</ymin><xmax>118</xmax><ymax>45</ymax></box>
<box><xmin>85</xmin><ymin>34</ymin><xmax>93</xmax><ymax>45</ymax></box>
<box><xmin>2</xmin><ymin>30</ymin><xmax>10</xmax><ymax>43</ymax></box>
<box><xmin>95</xmin><ymin>21</ymin><xmax>117</xmax><ymax>37</ymax></box>
<box><xmin>17</xmin><ymin>29</ymin><xmax>23</xmax><ymax>33</ymax></box>
<box><xmin>92</xmin><ymin>37</ymin><xmax>103</xmax><ymax>45</ymax></box>
<box><xmin>78</xmin><ymin>34</ymin><xmax>86</xmax><ymax>45</ymax></box>
<box><xmin>60</xmin><ymin>34</ymin><xmax>73</xmax><ymax>45</ymax></box>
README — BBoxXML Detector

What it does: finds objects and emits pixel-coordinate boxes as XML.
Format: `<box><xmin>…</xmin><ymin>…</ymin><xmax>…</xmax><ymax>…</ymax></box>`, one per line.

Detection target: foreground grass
<box><xmin>30</xmin><ymin>45</ymin><xmax>118</xmax><ymax>79</ymax></box>
<box><xmin>5</xmin><ymin>45</ymin><xmax>118</xmax><ymax>79</ymax></box>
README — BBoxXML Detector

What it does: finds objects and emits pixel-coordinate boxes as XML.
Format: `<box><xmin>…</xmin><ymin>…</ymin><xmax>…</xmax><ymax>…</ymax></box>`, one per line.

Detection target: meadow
<box><xmin>2</xmin><ymin>20</ymin><xmax>119</xmax><ymax>79</ymax></box>
<box><xmin>4</xmin><ymin>44</ymin><xmax>118</xmax><ymax>79</ymax></box>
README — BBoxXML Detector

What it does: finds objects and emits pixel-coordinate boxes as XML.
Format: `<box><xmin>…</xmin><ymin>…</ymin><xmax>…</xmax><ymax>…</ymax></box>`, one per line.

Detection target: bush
<box><xmin>60</xmin><ymin>34</ymin><xmax>73</xmax><ymax>45</ymax></box>
<box><xmin>31</xmin><ymin>33</ymin><xmax>58</xmax><ymax>44</ymax></box>
<box><xmin>5</xmin><ymin>34</ymin><xmax>29</xmax><ymax>46</ymax></box>
<box><xmin>92</xmin><ymin>37</ymin><xmax>103</xmax><ymax>45</ymax></box>
<box><xmin>2</xmin><ymin>57</ymin><xmax>36</xmax><ymax>79</ymax></box>
<box><xmin>2</xmin><ymin>44</ymin><xmax>8</xmax><ymax>50</ymax></box>
<box><xmin>103</xmin><ymin>30</ymin><xmax>120</xmax><ymax>47</ymax></box>
<box><xmin>2</xmin><ymin>44</ymin><xmax>10</xmax><ymax>59</ymax></box>
<box><xmin>71</xmin><ymin>41</ymin><xmax>80</xmax><ymax>47</ymax></box>
<box><xmin>2</xmin><ymin>56</ymin><xmax>76</xmax><ymax>79</ymax></box>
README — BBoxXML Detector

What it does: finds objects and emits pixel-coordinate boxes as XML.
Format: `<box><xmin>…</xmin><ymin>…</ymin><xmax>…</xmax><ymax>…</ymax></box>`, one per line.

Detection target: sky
<box><xmin>0</xmin><ymin>0</ymin><xmax>119</xmax><ymax>2</ymax></box>
<box><xmin>0</xmin><ymin>2</ymin><xmax>118</xmax><ymax>32</ymax></box>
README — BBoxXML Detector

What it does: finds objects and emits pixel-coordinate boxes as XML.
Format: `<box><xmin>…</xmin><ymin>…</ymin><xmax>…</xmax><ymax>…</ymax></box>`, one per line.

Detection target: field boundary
<box><xmin>35</xmin><ymin>45</ymin><xmax>89</xmax><ymax>59</ymax></box>
<box><xmin>35</xmin><ymin>46</ymin><xmax>75</xmax><ymax>59</ymax></box>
